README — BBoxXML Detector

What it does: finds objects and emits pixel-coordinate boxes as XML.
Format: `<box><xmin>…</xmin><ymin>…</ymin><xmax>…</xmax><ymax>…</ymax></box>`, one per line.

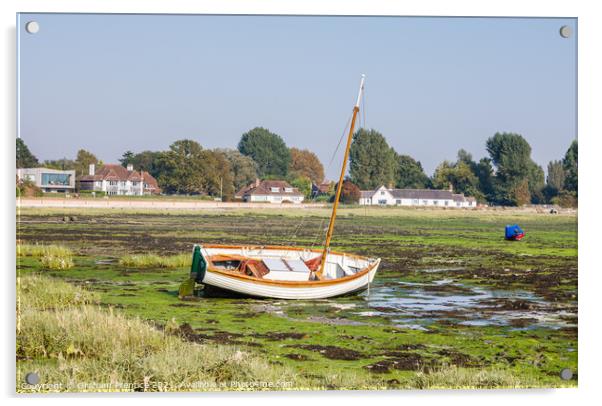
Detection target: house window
<box><xmin>378</xmin><ymin>199</ymin><xmax>387</xmax><ymax>205</ymax></box>
<box><xmin>41</xmin><ymin>173</ymin><xmax>70</xmax><ymax>186</ymax></box>
<box><xmin>271</xmin><ymin>187</ymin><xmax>279</xmax><ymax>192</ymax></box>
<box><xmin>433</xmin><ymin>200</ymin><xmax>439</xmax><ymax>205</ymax></box>
<box><xmin>413</xmin><ymin>199</ymin><xmax>419</xmax><ymax>205</ymax></box>
<box><xmin>109</xmin><ymin>181</ymin><xmax>117</xmax><ymax>186</ymax></box>
<box><xmin>422</xmin><ymin>200</ymin><xmax>428</xmax><ymax>205</ymax></box>
<box><xmin>284</xmin><ymin>188</ymin><xmax>293</xmax><ymax>193</ymax></box>
<box><xmin>445</xmin><ymin>201</ymin><xmax>449</xmax><ymax>206</ymax></box>
<box><xmin>396</xmin><ymin>199</ymin><xmax>401</xmax><ymax>205</ymax></box>
<box><xmin>380</xmin><ymin>191</ymin><xmax>385</xmax><ymax>195</ymax></box>
<box><xmin>456</xmin><ymin>202</ymin><xmax>461</xmax><ymax>207</ymax></box>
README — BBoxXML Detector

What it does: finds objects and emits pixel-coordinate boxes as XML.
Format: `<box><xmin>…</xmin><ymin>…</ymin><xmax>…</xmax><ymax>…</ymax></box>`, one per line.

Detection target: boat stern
<box><xmin>178</xmin><ymin>245</ymin><xmax>207</xmax><ymax>299</ymax></box>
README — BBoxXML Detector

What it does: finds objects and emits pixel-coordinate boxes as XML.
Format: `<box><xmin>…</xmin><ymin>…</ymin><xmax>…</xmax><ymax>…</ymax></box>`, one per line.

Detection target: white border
<box><xmin>2</xmin><ymin>1</ymin><xmax>600</xmax><ymax>405</ymax></box>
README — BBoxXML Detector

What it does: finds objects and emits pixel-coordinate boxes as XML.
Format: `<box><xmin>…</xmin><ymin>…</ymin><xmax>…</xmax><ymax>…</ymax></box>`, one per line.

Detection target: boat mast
<box><xmin>316</xmin><ymin>74</ymin><xmax>365</xmax><ymax>279</ymax></box>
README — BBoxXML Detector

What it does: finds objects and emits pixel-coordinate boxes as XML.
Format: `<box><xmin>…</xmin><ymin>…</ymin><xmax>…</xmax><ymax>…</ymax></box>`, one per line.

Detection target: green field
<box><xmin>16</xmin><ymin>206</ymin><xmax>578</xmax><ymax>391</ymax></box>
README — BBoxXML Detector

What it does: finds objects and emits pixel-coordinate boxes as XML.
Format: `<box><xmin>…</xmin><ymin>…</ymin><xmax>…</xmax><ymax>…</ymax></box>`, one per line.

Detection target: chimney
<box><xmin>127</xmin><ymin>163</ymin><xmax>133</xmax><ymax>171</ymax></box>
<box><xmin>448</xmin><ymin>183</ymin><xmax>453</xmax><ymax>192</ymax></box>
<box><xmin>89</xmin><ymin>164</ymin><xmax>95</xmax><ymax>176</ymax></box>
<box><xmin>255</xmin><ymin>178</ymin><xmax>260</xmax><ymax>187</ymax></box>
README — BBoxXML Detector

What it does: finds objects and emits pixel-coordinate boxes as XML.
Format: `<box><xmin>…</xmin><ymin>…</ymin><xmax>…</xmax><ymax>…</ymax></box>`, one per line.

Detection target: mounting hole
<box><xmin>559</xmin><ymin>25</ymin><xmax>572</xmax><ymax>38</ymax></box>
<box><xmin>25</xmin><ymin>372</ymin><xmax>40</xmax><ymax>385</ymax></box>
<box><xmin>25</xmin><ymin>21</ymin><xmax>40</xmax><ymax>34</ymax></box>
<box><xmin>559</xmin><ymin>368</ymin><xmax>573</xmax><ymax>380</ymax></box>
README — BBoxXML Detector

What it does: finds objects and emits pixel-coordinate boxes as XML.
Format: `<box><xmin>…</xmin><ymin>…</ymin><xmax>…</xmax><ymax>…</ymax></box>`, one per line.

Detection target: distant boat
<box><xmin>179</xmin><ymin>75</ymin><xmax>380</xmax><ymax>299</ymax></box>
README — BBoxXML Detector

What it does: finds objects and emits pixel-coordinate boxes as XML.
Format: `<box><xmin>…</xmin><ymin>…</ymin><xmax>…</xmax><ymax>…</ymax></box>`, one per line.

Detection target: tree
<box><xmin>43</xmin><ymin>158</ymin><xmax>75</xmax><ymax>170</ymax></box>
<box><xmin>74</xmin><ymin>149</ymin><xmax>99</xmax><ymax>177</ymax></box>
<box><xmin>331</xmin><ymin>180</ymin><xmax>360</xmax><ymax>204</ymax></box>
<box><xmin>527</xmin><ymin>162</ymin><xmax>545</xmax><ymax>204</ymax></box>
<box><xmin>290</xmin><ymin>176</ymin><xmax>312</xmax><ymax>199</ymax></box>
<box><xmin>238</xmin><ymin>127</ymin><xmax>290</xmax><ymax>178</ymax></box>
<box><xmin>349</xmin><ymin>129</ymin><xmax>397</xmax><ymax>189</ymax></box>
<box><xmin>485</xmin><ymin>132</ymin><xmax>542</xmax><ymax>205</ymax></box>
<box><xmin>475</xmin><ymin>158</ymin><xmax>495</xmax><ymax>203</ymax></box>
<box><xmin>513</xmin><ymin>179</ymin><xmax>531</xmax><ymax>206</ymax></box>
<box><xmin>119</xmin><ymin>150</ymin><xmax>163</xmax><ymax>179</ymax></box>
<box><xmin>288</xmin><ymin>148</ymin><xmax>325</xmax><ymax>184</ymax></box>
<box><xmin>16</xmin><ymin>138</ymin><xmax>39</xmax><ymax>168</ymax></box>
<box><xmin>544</xmin><ymin>160</ymin><xmax>566</xmax><ymax>202</ymax></box>
<box><xmin>204</xmin><ymin>150</ymin><xmax>235</xmax><ymax>200</ymax></box>
<box><xmin>216</xmin><ymin>148</ymin><xmax>258</xmax><ymax>191</ymax></box>
<box><xmin>395</xmin><ymin>154</ymin><xmax>430</xmax><ymax>189</ymax></box>
<box><xmin>119</xmin><ymin>151</ymin><xmax>135</xmax><ymax>167</ymax></box>
<box><xmin>155</xmin><ymin>140</ymin><xmax>208</xmax><ymax>195</ymax></box>
<box><xmin>547</xmin><ymin>160</ymin><xmax>566</xmax><ymax>192</ymax></box>
<box><xmin>432</xmin><ymin>160</ymin><xmax>482</xmax><ymax>200</ymax></box>
<box><xmin>563</xmin><ymin>140</ymin><xmax>578</xmax><ymax>194</ymax></box>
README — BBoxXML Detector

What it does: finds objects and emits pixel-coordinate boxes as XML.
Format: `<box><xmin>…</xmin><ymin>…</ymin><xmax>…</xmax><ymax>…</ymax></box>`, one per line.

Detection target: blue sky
<box><xmin>18</xmin><ymin>14</ymin><xmax>576</xmax><ymax>179</ymax></box>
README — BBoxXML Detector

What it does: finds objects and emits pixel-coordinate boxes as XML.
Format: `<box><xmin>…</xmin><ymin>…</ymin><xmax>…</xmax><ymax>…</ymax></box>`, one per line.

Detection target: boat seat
<box><xmin>262</xmin><ymin>258</ymin><xmax>312</xmax><ymax>281</ymax></box>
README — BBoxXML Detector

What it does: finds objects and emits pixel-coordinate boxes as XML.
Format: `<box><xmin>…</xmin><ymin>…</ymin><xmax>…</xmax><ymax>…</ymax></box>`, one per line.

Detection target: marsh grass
<box><xmin>17</xmin><ymin>244</ymin><xmax>75</xmax><ymax>270</ymax></box>
<box><xmin>411</xmin><ymin>365</ymin><xmax>545</xmax><ymax>389</ymax></box>
<box><xmin>17</xmin><ymin>274</ymin><xmax>99</xmax><ymax>311</ymax></box>
<box><xmin>119</xmin><ymin>253</ymin><xmax>191</xmax><ymax>269</ymax></box>
<box><xmin>16</xmin><ymin>275</ymin><xmax>307</xmax><ymax>392</ymax></box>
<box><xmin>17</xmin><ymin>244</ymin><xmax>72</xmax><ymax>258</ymax></box>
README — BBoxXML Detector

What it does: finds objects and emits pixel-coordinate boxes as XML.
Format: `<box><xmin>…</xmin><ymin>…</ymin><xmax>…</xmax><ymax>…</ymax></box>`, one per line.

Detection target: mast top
<box><xmin>355</xmin><ymin>74</ymin><xmax>366</xmax><ymax>108</ymax></box>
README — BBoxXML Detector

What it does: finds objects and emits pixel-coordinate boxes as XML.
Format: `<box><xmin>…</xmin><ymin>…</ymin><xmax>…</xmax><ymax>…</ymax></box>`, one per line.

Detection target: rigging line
<box><xmin>310</xmin><ymin>218</ymin><xmax>327</xmax><ymax>249</ymax></box>
<box><xmin>327</xmin><ymin>110</ymin><xmax>353</xmax><ymax>170</ymax></box>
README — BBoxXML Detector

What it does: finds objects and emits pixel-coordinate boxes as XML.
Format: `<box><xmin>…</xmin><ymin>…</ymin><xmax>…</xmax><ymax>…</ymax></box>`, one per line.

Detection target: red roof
<box><xmin>79</xmin><ymin>164</ymin><xmax>161</xmax><ymax>194</ymax></box>
<box><xmin>236</xmin><ymin>179</ymin><xmax>303</xmax><ymax>198</ymax></box>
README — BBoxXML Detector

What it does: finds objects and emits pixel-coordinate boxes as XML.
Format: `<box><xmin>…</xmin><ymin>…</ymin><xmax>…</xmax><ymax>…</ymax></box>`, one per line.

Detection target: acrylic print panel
<box><xmin>16</xmin><ymin>13</ymin><xmax>577</xmax><ymax>393</ymax></box>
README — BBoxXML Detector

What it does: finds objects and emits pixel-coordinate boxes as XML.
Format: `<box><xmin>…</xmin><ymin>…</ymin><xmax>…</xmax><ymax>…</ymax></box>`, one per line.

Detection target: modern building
<box><xmin>236</xmin><ymin>179</ymin><xmax>305</xmax><ymax>204</ymax></box>
<box><xmin>17</xmin><ymin>167</ymin><xmax>76</xmax><ymax>193</ymax></box>
<box><xmin>78</xmin><ymin>164</ymin><xmax>161</xmax><ymax>196</ymax></box>
<box><xmin>359</xmin><ymin>185</ymin><xmax>476</xmax><ymax>208</ymax></box>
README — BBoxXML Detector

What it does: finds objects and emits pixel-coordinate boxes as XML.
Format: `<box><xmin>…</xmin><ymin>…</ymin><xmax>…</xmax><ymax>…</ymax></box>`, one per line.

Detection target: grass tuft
<box><xmin>119</xmin><ymin>253</ymin><xmax>191</xmax><ymax>269</ymax></box>
<box><xmin>411</xmin><ymin>365</ymin><xmax>545</xmax><ymax>389</ymax></box>
<box><xmin>17</xmin><ymin>244</ymin><xmax>73</xmax><ymax>258</ymax></box>
<box><xmin>17</xmin><ymin>274</ymin><xmax>99</xmax><ymax>311</ymax></box>
<box><xmin>17</xmin><ymin>244</ymin><xmax>75</xmax><ymax>270</ymax></box>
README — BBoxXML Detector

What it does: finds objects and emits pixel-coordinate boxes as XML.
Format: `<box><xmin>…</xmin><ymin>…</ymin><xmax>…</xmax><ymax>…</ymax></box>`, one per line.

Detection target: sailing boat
<box><xmin>179</xmin><ymin>75</ymin><xmax>380</xmax><ymax>299</ymax></box>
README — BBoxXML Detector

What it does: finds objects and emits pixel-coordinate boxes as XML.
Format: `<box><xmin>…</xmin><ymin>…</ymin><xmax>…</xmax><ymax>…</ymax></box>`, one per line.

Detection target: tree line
<box><xmin>16</xmin><ymin>128</ymin><xmax>577</xmax><ymax>206</ymax></box>
<box><xmin>348</xmin><ymin>129</ymin><xmax>577</xmax><ymax>207</ymax></box>
<box><xmin>16</xmin><ymin>128</ymin><xmax>326</xmax><ymax>201</ymax></box>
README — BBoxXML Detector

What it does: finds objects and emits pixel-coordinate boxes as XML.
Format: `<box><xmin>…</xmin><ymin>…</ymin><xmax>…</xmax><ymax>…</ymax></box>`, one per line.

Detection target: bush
<box><xmin>551</xmin><ymin>191</ymin><xmax>577</xmax><ymax>208</ymax></box>
<box><xmin>330</xmin><ymin>180</ymin><xmax>360</xmax><ymax>204</ymax></box>
<box><xmin>16</xmin><ymin>179</ymin><xmax>43</xmax><ymax>197</ymax></box>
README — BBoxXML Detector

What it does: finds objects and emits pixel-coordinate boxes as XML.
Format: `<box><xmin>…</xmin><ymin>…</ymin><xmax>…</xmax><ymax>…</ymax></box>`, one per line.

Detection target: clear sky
<box><xmin>18</xmin><ymin>14</ymin><xmax>576</xmax><ymax>179</ymax></box>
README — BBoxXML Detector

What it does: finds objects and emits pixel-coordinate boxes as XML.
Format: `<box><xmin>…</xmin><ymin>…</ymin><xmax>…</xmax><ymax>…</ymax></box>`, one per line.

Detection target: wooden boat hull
<box><xmin>189</xmin><ymin>244</ymin><xmax>380</xmax><ymax>300</ymax></box>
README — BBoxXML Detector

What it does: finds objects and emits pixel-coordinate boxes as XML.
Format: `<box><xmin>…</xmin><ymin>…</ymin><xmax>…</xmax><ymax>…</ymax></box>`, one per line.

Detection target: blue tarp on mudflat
<box><xmin>505</xmin><ymin>224</ymin><xmax>524</xmax><ymax>240</ymax></box>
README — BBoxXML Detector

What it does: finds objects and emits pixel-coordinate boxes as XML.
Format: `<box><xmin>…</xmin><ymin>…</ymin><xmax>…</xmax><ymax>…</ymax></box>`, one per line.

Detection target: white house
<box><xmin>78</xmin><ymin>164</ymin><xmax>161</xmax><ymax>196</ymax></box>
<box><xmin>17</xmin><ymin>167</ymin><xmax>76</xmax><ymax>193</ymax></box>
<box><xmin>359</xmin><ymin>186</ymin><xmax>476</xmax><ymax>208</ymax></box>
<box><xmin>236</xmin><ymin>179</ymin><xmax>305</xmax><ymax>204</ymax></box>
